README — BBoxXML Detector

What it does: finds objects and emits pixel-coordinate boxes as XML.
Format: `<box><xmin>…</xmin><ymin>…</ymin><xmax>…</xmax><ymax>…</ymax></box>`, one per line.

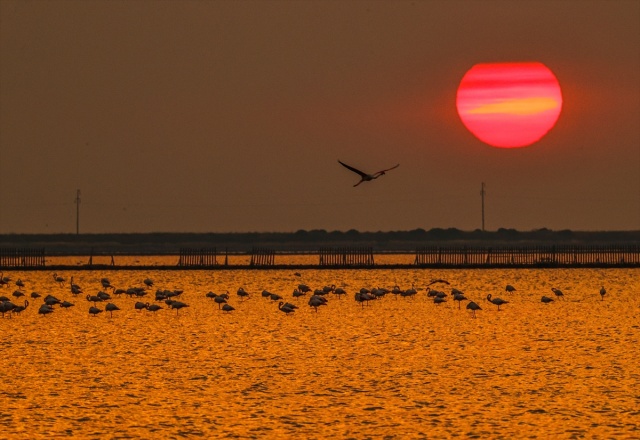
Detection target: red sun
<box><xmin>456</xmin><ymin>62</ymin><xmax>562</xmax><ymax>148</ymax></box>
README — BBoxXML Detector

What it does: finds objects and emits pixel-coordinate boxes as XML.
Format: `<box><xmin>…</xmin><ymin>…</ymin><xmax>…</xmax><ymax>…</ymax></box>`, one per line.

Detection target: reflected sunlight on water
<box><xmin>1</xmin><ymin>264</ymin><xmax>639</xmax><ymax>438</ymax></box>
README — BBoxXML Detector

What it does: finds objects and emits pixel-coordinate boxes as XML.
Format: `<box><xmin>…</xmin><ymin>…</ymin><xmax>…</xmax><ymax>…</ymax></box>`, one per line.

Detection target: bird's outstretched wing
<box><xmin>338</xmin><ymin>160</ymin><xmax>368</xmax><ymax>178</ymax></box>
<box><xmin>427</xmin><ymin>279</ymin><xmax>450</xmax><ymax>286</ymax></box>
<box><xmin>375</xmin><ymin>164</ymin><xmax>400</xmax><ymax>174</ymax></box>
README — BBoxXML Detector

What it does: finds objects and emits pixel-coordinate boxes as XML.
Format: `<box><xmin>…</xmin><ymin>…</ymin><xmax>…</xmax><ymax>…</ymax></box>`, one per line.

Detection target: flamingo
<box><xmin>599</xmin><ymin>286</ymin><xmax>606</xmax><ymax>301</ymax></box>
<box><xmin>0</xmin><ymin>272</ymin><xmax>11</xmax><ymax>287</ymax></box>
<box><xmin>70</xmin><ymin>277</ymin><xmax>83</xmax><ymax>295</ymax></box>
<box><xmin>100</xmin><ymin>278</ymin><xmax>115</xmax><ymax>290</ymax></box>
<box><xmin>221</xmin><ymin>304</ymin><xmax>235</xmax><ymax>313</ymax></box>
<box><xmin>52</xmin><ymin>273</ymin><xmax>66</xmax><ymax>287</ymax></box>
<box><xmin>44</xmin><ymin>295</ymin><xmax>61</xmax><ymax>306</ymax></box>
<box><xmin>12</xmin><ymin>290</ymin><xmax>25</xmax><ymax>298</ymax></box>
<box><xmin>237</xmin><ymin>288</ymin><xmax>250</xmax><ymax>300</ymax></box>
<box><xmin>453</xmin><ymin>292</ymin><xmax>468</xmax><ymax>309</ymax></box>
<box><xmin>308</xmin><ymin>295</ymin><xmax>327</xmax><ymax>312</ymax></box>
<box><xmin>89</xmin><ymin>306</ymin><xmax>103</xmax><ymax>317</ymax></box>
<box><xmin>297</xmin><ymin>284</ymin><xmax>312</xmax><ymax>293</ymax></box>
<box><xmin>486</xmin><ymin>294</ymin><xmax>509</xmax><ymax>311</ymax></box>
<box><xmin>105</xmin><ymin>303</ymin><xmax>120</xmax><ymax>317</ymax></box>
<box><xmin>170</xmin><ymin>301</ymin><xmax>189</xmax><ymax>315</ymax></box>
<box><xmin>505</xmin><ymin>284</ymin><xmax>516</xmax><ymax>293</ymax></box>
<box><xmin>134</xmin><ymin>302</ymin><xmax>148</xmax><ymax>311</ymax></box>
<box><xmin>338</xmin><ymin>160</ymin><xmax>399</xmax><ymax>187</ymax></box>
<box><xmin>214</xmin><ymin>295</ymin><xmax>228</xmax><ymax>309</ymax></box>
<box><xmin>278</xmin><ymin>302</ymin><xmax>296</xmax><ymax>315</ymax></box>
<box><xmin>15</xmin><ymin>279</ymin><xmax>25</xmax><ymax>290</ymax></box>
<box><xmin>0</xmin><ymin>301</ymin><xmax>16</xmax><ymax>318</ymax></box>
<box><xmin>466</xmin><ymin>301</ymin><xmax>481</xmax><ymax>318</ymax></box>
<box><xmin>97</xmin><ymin>291</ymin><xmax>111</xmax><ymax>301</ymax></box>
<box><xmin>270</xmin><ymin>293</ymin><xmax>283</xmax><ymax>301</ymax></box>
<box><xmin>354</xmin><ymin>292</ymin><xmax>372</xmax><ymax>307</ymax></box>
<box><xmin>292</xmin><ymin>289</ymin><xmax>305</xmax><ymax>298</ymax></box>
<box><xmin>12</xmin><ymin>300</ymin><xmax>29</xmax><ymax>315</ymax></box>
<box><xmin>60</xmin><ymin>301</ymin><xmax>75</xmax><ymax>309</ymax></box>
<box><xmin>541</xmin><ymin>296</ymin><xmax>554</xmax><ymax>304</ymax></box>
<box><xmin>433</xmin><ymin>297</ymin><xmax>447</xmax><ymax>306</ymax></box>
<box><xmin>38</xmin><ymin>304</ymin><xmax>54</xmax><ymax>316</ymax></box>
<box><xmin>86</xmin><ymin>294</ymin><xmax>103</xmax><ymax>305</ymax></box>
<box><xmin>146</xmin><ymin>304</ymin><xmax>162</xmax><ymax>313</ymax></box>
<box><xmin>403</xmin><ymin>284</ymin><xmax>418</xmax><ymax>299</ymax></box>
<box><xmin>322</xmin><ymin>285</ymin><xmax>336</xmax><ymax>294</ymax></box>
<box><xmin>30</xmin><ymin>292</ymin><xmax>41</xmax><ymax>299</ymax></box>
<box><xmin>334</xmin><ymin>287</ymin><xmax>347</xmax><ymax>298</ymax></box>
<box><xmin>551</xmin><ymin>288</ymin><xmax>564</xmax><ymax>300</ymax></box>
<box><xmin>144</xmin><ymin>278</ymin><xmax>154</xmax><ymax>288</ymax></box>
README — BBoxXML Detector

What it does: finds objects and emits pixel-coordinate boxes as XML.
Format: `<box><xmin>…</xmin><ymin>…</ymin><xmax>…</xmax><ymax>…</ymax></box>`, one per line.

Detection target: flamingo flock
<box><xmin>0</xmin><ymin>270</ymin><xmax>620</xmax><ymax>321</ymax></box>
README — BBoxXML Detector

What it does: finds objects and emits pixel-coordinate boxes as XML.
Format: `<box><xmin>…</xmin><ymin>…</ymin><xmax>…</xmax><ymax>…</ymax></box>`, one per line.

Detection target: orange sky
<box><xmin>0</xmin><ymin>1</ymin><xmax>638</xmax><ymax>233</ymax></box>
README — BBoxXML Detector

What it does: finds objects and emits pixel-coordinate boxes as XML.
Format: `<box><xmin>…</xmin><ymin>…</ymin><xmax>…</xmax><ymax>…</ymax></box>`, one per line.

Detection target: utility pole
<box><xmin>74</xmin><ymin>189</ymin><xmax>81</xmax><ymax>235</ymax></box>
<box><xmin>480</xmin><ymin>182</ymin><xmax>486</xmax><ymax>231</ymax></box>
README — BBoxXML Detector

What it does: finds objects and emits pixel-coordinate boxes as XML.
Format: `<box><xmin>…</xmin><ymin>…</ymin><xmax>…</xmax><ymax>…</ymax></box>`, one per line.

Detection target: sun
<box><xmin>456</xmin><ymin>62</ymin><xmax>563</xmax><ymax>148</ymax></box>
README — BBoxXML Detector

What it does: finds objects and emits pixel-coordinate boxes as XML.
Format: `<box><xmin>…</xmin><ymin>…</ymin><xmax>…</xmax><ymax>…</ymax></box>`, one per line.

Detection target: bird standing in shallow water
<box><xmin>338</xmin><ymin>160</ymin><xmax>399</xmax><ymax>187</ymax></box>
<box><xmin>453</xmin><ymin>292</ymin><xmax>468</xmax><ymax>309</ymax></box>
<box><xmin>105</xmin><ymin>303</ymin><xmax>120</xmax><ymax>317</ymax></box>
<box><xmin>278</xmin><ymin>301</ymin><xmax>296</xmax><ymax>315</ymax></box>
<box><xmin>551</xmin><ymin>288</ymin><xmax>564</xmax><ymax>300</ymax></box>
<box><xmin>466</xmin><ymin>301</ymin><xmax>481</xmax><ymax>318</ymax></box>
<box><xmin>541</xmin><ymin>296</ymin><xmax>554</xmax><ymax>304</ymax></box>
<box><xmin>146</xmin><ymin>304</ymin><xmax>162</xmax><ymax>313</ymax></box>
<box><xmin>486</xmin><ymin>294</ymin><xmax>509</xmax><ymax>311</ymax></box>
<box><xmin>600</xmin><ymin>286</ymin><xmax>606</xmax><ymax>301</ymax></box>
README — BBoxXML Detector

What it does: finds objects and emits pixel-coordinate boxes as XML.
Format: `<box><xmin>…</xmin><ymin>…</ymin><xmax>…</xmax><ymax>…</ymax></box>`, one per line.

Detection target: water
<box><xmin>1</xmin><ymin>264</ymin><xmax>639</xmax><ymax>438</ymax></box>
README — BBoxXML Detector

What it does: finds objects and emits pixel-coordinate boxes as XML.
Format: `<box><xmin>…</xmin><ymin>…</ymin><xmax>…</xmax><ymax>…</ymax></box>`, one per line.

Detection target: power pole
<box><xmin>480</xmin><ymin>182</ymin><xmax>486</xmax><ymax>231</ymax></box>
<box><xmin>74</xmin><ymin>189</ymin><xmax>81</xmax><ymax>235</ymax></box>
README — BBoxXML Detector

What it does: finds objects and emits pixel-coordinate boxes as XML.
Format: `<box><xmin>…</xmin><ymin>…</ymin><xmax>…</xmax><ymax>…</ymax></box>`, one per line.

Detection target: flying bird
<box><xmin>338</xmin><ymin>160</ymin><xmax>399</xmax><ymax>187</ymax></box>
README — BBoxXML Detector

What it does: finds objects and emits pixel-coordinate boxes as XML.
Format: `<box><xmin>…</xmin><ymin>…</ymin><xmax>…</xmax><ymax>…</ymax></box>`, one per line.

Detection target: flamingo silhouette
<box><xmin>308</xmin><ymin>295</ymin><xmax>327</xmax><ymax>312</ymax></box>
<box><xmin>237</xmin><ymin>288</ymin><xmax>250</xmax><ymax>300</ymax></box>
<box><xmin>170</xmin><ymin>301</ymin><xmax>189</xmax><ymax>315</ymax></box>
<box><xmin>486</xmin><ymin>294</ymin><xmax>509</xmax><ymax>311</ymax></box>
<box><xmin>466</xmin><ymin>301</ymin><xmax>481</xmax><ymax>318</ymax></box>
<box><xmin>105</xmin><ymin>303</ymin><xmax>120</xmax><ymax>317</ymax></box>
<box><xmin>12</xmin><ymin>300</ymin><xmax>29</xmax><ymax>315</ymax></box>
<box><xmin>453</xmin><ymin>292</ymin><xmax>468</xmax><ymax>309</ymax></box>
<box><xmin>38</xmin><ymin>304</ymin><xmax>54</xmax><ymax>316</ymax></box>
<box><xmin>551</xmin><ymin>288</ymin><xmax>564</xmax><ymax>300</ymax></box>
<box><xmin>52</xmin><ymin>273</ymin><xmax>66</xmax><ymax>287</ymax></box>
<box><xmin>70</xmin><ymin>277</ymin><xmax>83</xmax><ymax>295</ymax></box>
<box><xmin>278</xmin><ymin>301</ymin><xmax>296</xmax><ymax>315</ymax></box>
<box><xmin>338</xmin><ymin>160</ymin><xmax>399</xmax><ymax>187</ymax></box>
<box><xmin>599</xmin><ymin>286</ymin><xmax>606</xmax><ymax>301</ymax></box>
<box><xmin>146</xmin><ymin>304</ymin><xmax>162</xmax><ymax>313</ymax></box>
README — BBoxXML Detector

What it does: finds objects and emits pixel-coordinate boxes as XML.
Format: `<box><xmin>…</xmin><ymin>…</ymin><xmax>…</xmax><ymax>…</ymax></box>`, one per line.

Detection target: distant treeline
<box><xmin>1</xmin><ymin>228</ymin><xmax>639</xmax><ymax>254</ymax></box>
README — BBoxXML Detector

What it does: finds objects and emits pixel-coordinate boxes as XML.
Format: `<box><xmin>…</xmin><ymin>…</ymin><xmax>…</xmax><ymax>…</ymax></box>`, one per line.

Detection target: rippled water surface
<box><xmin>1</xmin><ymin>264</ymin><xmax>639</xmax><ymax>439</ymax></box>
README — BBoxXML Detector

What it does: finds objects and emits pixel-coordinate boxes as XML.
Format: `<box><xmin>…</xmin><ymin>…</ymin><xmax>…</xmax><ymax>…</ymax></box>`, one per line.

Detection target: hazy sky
<box><xmin>1</xmin><ymin>0</ymin><xmax>638</xmax><ymax>234</ymax></box>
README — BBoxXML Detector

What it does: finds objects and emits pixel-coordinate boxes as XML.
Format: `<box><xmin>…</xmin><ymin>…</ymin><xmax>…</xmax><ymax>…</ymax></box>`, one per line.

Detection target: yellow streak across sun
<box><xmin>467</xmin><ymin>97</ymin><xmax>559</xmax><ymax>116</ymax></box>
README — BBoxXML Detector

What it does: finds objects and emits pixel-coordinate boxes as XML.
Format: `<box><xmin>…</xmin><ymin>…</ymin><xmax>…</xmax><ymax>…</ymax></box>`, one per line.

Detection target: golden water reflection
<box><xmin>1</xmin><ymin>265</ymin><xmax>639</xmax><ymax>438</ymax></box>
